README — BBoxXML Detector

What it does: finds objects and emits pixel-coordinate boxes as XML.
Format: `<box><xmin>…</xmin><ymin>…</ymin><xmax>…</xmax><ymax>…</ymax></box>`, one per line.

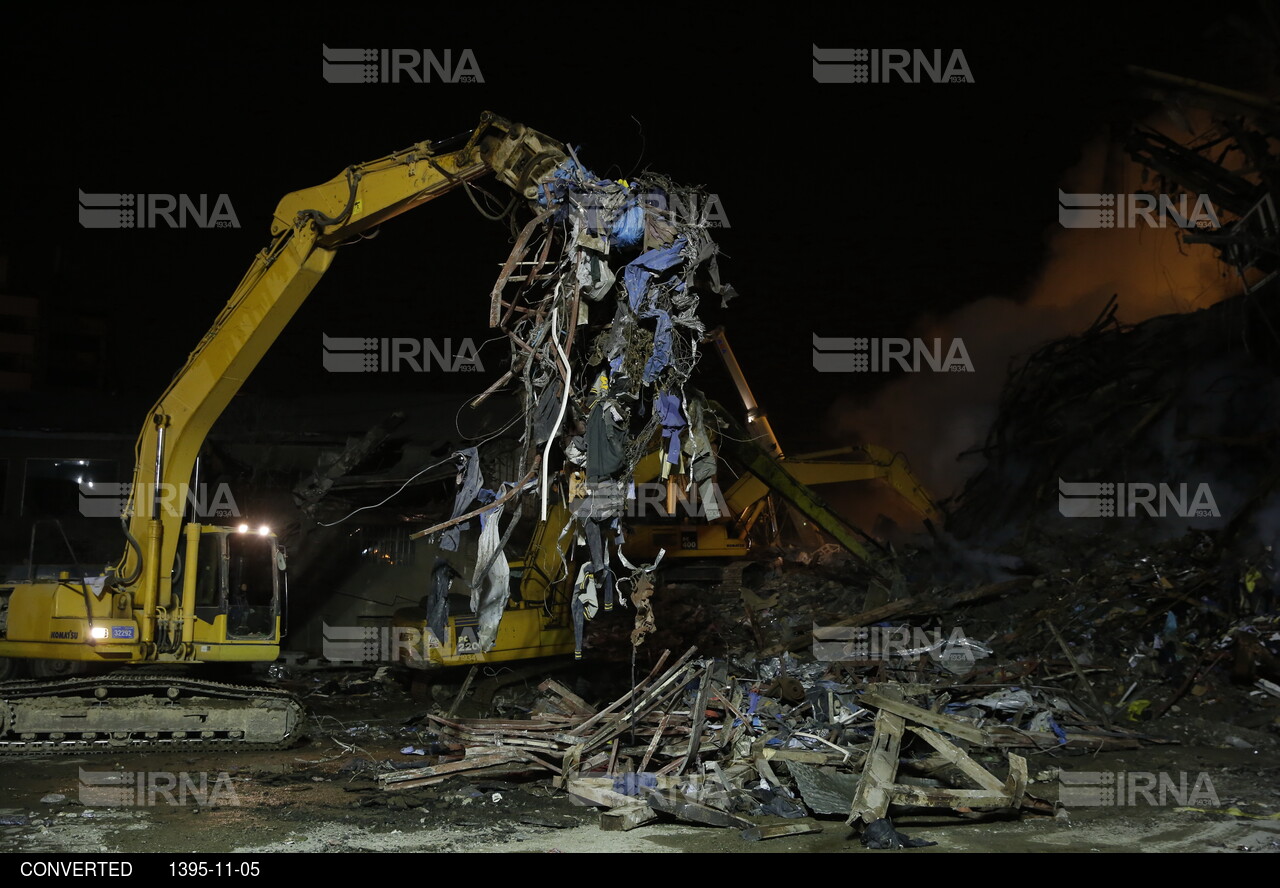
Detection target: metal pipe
<box><xmin>706</xmin><ymin>327</ymin><xmax>784</xmax><ymax>458</ymax></box>
<box><xmin>179</xmin><ymin>523</ymin><xmax>200</xmax><ymax>648</ymax></box>
<box><xmin>152</xmin><ymin>415</ymin><xmax>166</xmax><ymax>521</ymax></box>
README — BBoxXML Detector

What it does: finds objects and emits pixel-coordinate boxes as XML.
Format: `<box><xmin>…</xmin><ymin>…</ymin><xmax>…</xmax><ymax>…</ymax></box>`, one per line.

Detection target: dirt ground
<box><xmin>1</xmin><ymin>669</ymin><xmax>1278</xmax><ymax>855</ymax></box>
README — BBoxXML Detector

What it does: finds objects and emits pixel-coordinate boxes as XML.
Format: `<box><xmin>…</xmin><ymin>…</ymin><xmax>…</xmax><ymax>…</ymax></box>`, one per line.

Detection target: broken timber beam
<box><xmin>741</xmin><ymin>822</ymin><xmax>824</xmax><ymax>842</ymax></box>
<box><xmin>646</xmin><ymin>791</ymin><xmax>754</xmax><ymax>830</ymax></box>
<box><xmin>859</xmin><ymin>691</ymin><xmax>989</xmax><ymax>745</ymax></box>
<box><xmin>539</xmin><ymin>678</ymin><xmax>596</xmax><ymax>717</ymax></box>
<box><xmin>846</xmin><ymin>704</ymin><xmax>906</xmax><ymax>826</ymax></box>
<box><xmin>600</xmin><ymin>804</ymin><xmax>660</xmax><ymax>832</ymax></box>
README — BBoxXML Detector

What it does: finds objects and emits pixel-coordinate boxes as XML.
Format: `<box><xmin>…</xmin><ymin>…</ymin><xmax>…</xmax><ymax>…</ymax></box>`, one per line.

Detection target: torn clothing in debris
<box><xmin>586</xmin><ymin>401</ymin><xmax>627</xmax><ymax>483</ymax></box>
<box><xmin>426</xmin><ymin>558</ymin><xmax>455</xmax><ymax>648</ymax></box>
<box><xmin>471</xmin><ymin>495</ymin><xmax>511</xmax><ymax>652</ymax></box>
<box><xmin>656</xmin><ymin>391</ymin><xmax>686</xmax><ymax>469</ymax></box>
<box><xmin>860</xmin><ymin>818</ymin><xmax>937</xmax><ymax>850</ymax></box>
<box><xmin>439</xmin><ymin>448</ymin><xmax>482</xmax><ymax>553</ymax></box>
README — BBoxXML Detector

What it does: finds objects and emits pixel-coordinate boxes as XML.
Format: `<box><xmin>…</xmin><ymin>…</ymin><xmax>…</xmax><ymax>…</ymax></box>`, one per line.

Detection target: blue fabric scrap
<box><xmin>623</xmin><ymin>238</ymin><xmax>687</xmax><ymax>313</ymax></box>
<box><xmin>656</xmin><ymin>392</ymin><xmax>686</xmax><ymax>465</ymax></box>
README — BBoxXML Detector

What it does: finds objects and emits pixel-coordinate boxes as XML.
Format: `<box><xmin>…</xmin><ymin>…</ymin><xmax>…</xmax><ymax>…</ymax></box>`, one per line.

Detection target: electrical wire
<box><xmin>317</xmin><ymin>456</ymin><xmax>455</xmax><ymax>527</ymax></box>
<box><xmin>542</xmin><ymin>305</ymin><xmax>572</xmax><ymax>522</ymax></box>
<box><xmin>452</xmin><ymin>332</ymin><xmax>525</xmax><ymax>443</ymax></box>
<box><xmin>465</xmin><ymin>182</ymin><xmax>517</xmax><ymax>222</ymax></box>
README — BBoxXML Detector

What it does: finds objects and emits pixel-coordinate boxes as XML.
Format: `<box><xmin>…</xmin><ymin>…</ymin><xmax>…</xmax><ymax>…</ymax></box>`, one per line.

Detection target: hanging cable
<box><xmin>317</xmin><ymin>457</ymin><xmax>455</xmax><ymax>527</ymax></box>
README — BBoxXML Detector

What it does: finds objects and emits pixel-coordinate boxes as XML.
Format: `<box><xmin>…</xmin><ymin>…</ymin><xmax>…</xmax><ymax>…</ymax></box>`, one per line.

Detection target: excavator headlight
<box><xmin>257</xmin><ymin>525</ymin><xmax>270</xmax><ymax>536</ymax></box>
<box><xmin>90</xmin><ymin>626</ymin><xmax>109</xmax><ymax>640</ymax></box>
<box><xmin>237</xmin><ymin>524</ymin><xmax>249</xmax><ymax>533</ymax></box>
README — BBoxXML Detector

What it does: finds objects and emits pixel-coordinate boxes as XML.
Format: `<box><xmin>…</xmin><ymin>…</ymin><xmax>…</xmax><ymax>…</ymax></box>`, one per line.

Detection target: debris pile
<box><xmin>949</xmin><ymin>291</ymin><xmax>1280</xmax><ymax>543</ymax></box>
<box><xmin>370</xmin><ymin>282</ymin><xmax>1280</xmax><ymax>844</ymax></box>
<box><xmin>414</xmin><ymin>156</ymin><xmax>737</xmax><ymax>659</ymax></box>
<box><xmin>719</xmin><ymin>527</ymin><xmax>1280</xmax><ymax>722</ymax></box>
<box><xmin>365</xmin><ymin>83</ymin><xmax>1280</xmax><ymax>847</ymax></box>
<box><xmin>377</xmin><ymin>645</ymin><xmax>1181</xmax><ymax>842</ymax></box>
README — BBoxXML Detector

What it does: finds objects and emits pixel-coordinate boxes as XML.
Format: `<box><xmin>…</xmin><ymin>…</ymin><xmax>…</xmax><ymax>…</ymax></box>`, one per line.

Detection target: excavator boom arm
<box><xmin>118</xmin><ymin>113</ymin><xmax>566</xmax><ymax>634</ymax></box>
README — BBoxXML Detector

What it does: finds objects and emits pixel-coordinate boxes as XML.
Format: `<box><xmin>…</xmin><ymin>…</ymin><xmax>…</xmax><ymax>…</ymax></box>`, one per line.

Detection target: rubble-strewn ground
<box><xmin>1</xmin><ymin>659</ymin><xmax>1277</xmax><ymax>854</ymax></box>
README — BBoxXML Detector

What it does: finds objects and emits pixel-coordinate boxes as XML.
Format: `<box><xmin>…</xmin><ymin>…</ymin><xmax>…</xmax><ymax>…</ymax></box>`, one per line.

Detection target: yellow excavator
<box><xmin>0</xmin><ymin>109</ymin><xmax>936</xmax><ymax>728</ymax></box>
<box><xmin>0</xmin><ymin>113</ymin><xmax>571</xmax><ymax>752</ymax></box>
<box><xmin>620</xmin><ymin>326</ymin><xmax>939</xmax><ymax>573</ymax></box>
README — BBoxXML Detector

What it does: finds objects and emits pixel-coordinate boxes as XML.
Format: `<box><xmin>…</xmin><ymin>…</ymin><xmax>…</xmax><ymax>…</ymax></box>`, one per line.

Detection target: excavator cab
<box><xmin>186</xmin><ymin>525</ymin><xmax>285</xmax><ymax>654</ymax></box>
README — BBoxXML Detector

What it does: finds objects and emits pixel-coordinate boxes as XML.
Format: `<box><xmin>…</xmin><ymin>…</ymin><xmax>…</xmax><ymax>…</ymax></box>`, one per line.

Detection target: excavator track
<box><xmin>0</xmin><ymin>675</ymin><xmax>305</xmax><ymax>755</ymax></box>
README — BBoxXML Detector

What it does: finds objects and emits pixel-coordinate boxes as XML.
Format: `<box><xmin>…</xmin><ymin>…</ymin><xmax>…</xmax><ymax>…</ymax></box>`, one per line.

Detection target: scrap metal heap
<box><xmin>417</xmin><ymin>157</ymin><xmax>737</xmax><ymax>656</ymax></box>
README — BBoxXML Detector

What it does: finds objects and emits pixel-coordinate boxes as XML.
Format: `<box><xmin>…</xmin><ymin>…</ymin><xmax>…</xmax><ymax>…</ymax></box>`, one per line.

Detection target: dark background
<box><xmin>2</xmin><ymin>7</ymin><xmax>1273</xmax><ymax>455</ymax></box>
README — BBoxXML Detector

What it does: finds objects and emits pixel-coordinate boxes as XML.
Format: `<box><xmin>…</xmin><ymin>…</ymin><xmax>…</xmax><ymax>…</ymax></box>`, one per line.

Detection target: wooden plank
<box><xmin>846</xmin><ymin>706</ymin><xmax>905</xmax><ymax>826</ymax></box>
<box><xmin>639</xmin><ymin>713</ymin><xmax>670</xmax><ymax>775</ymax></box>
<box><xmin>906</xmin><ymin>727</ymin><xmax>1005</xmax><ymax>792</ymax></box>
<box><xmin>741</xmin><ymin>821</ymin><xmax>824</xmax><ymax>842</ymax></box>
<box><xmin>761</xmin><ymin>748</ymin><xmax>828</xmax><ymax>764</ymax></box>
<box><xmin>707</xmin><ymin>761</ymin><xmax>734</xmax><ymax>803</ymax></box>
<box><xmin>859</xmin><ymin>691</ymin><xmax>989</xmax><ymax>745</ymax></box>
<box><xmin>680</xmin><ymin>671</ymin><xmax>715</xmax><ymax>775</ymax></box>
<box><xmin>462</xmin><ymin>747</ymin><xmax>562</xmax><ymax>775</ymax></box>
<box><xmin>985</xmin><ymin>727</ymin><xmax>1145</xmax><ymax>750</ymax></box>
<box><xmin>565</xmin><ymin>778</ymin><xmax>635</xmax><ymax>809</ymax></box>
<box><xmin>600</xmin><ymin>804</ymin><xmax>659</xmax><ymax>832</ymax></box>
<box><xmin>885</xmin><ymin>752</ymin><xmax>1028</xmax><ymax>811</ymax></box>
<box><xmin>581</xmin><ymin>661</ymin><xmax>702</xmax><ymax>755</ymax></box>
<box><xmin>718</xmin><ymin>684</ymin><xmax>749</xmax><ymax>754</ymax></box>
<box><xmin>560</xmin><ymin>744</ymin><xmax>583</xmax><ymax>780</ymax></box>
<box><xmin>646</xmin><ymin>791</ymin><xmax>754</xmax><ymax>830</ymax></box>
<box><xmin>453</xmin><ymin>736</ymin><xmax>561</xmax><ymax>751</ymax></box>
<box><xmin>578</xmin><ymin>751</ymin><xmax>609</xmax><ymax>772</ymax></box>
<box><xmin>435</xmin><ymin>717</ymin><xmax>564</xmax><ymax>731</ymax></box>
<box><xmin>568</xmin><ymin>647</ymin><xmax>681</xmax><ymax>737</ymax></box>
<box><xmin>755</xmin><ymin>755</ymin><xmax>782</xmax><ymax>788</ymax></box>
<box><xmin>384</xmin><ymin>762</ymin><xmax>544</xmax><ymax>790</ymax></box>
<box><xmin>1003</xmin><ymin>752</ymin><xmax>1028</xmax><ymax>803</ymax></box>
<box><xmin>887</xmin><ymin>785</ymin><xmax>1017</xmax><ymax>809</ymax></box>
<box><xmin>655</xmin><ymin>758</ymin><xmax>684</xmax><ymax>777</ymax></box>
<box><xmin>712</xmin><ymin>686</ymin><xmax>753</xmax><ymax>730</ymax></box>
<box><xmin>379</xmin><ymin>751</ymin><xmax>534</xmax><ymax>788</ymax></box>
<box><xmin>410</xmin><ymin>468</ymin><xmax>539</xmax><ymax>541</ymax></box>
<box><xmin>539</xmin><ymin>678</ymin><xmax>596</xmax><ymax>717</ymax></box>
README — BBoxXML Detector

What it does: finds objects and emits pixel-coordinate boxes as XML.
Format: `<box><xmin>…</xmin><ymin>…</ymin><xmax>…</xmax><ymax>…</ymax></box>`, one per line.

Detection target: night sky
<box><xmin>4</xmin><ymin>8</ymin><xmax>1273</xmax><ymax>455</ymax></box>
